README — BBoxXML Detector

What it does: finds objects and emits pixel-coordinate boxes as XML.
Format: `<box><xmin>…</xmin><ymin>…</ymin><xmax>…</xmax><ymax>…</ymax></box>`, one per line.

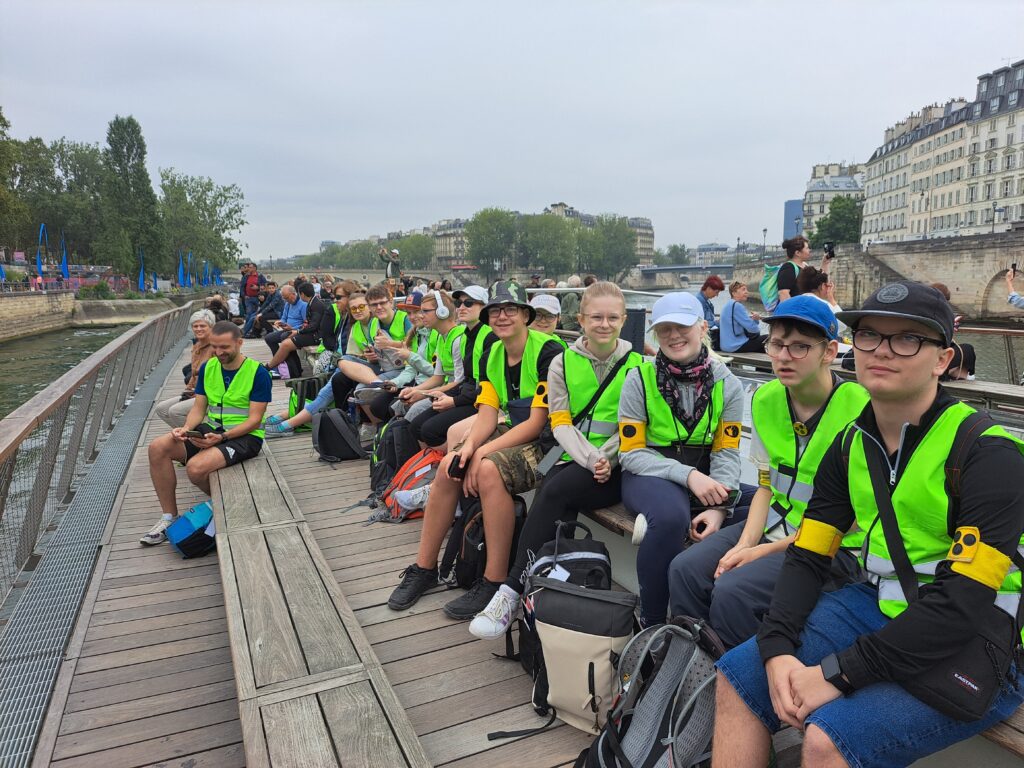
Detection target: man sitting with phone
<box><xmin>141</xmin><ymin>321</ymin><xmax>272</xmax><ymax>546</ymax></box>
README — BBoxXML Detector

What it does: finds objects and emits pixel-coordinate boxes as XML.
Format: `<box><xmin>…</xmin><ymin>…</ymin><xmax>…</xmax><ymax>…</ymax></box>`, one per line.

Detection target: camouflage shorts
<box><xmin>483</xmin><ymin>440</ymin><xmax>544</xmax><ymax>496</ymax></box>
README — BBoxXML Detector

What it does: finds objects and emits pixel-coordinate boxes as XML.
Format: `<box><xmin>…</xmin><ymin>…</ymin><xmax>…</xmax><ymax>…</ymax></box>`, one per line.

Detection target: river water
<box><xmin>0</xmin><ymin>325</ymin><xmax>132</xmax><ymax>420</ymax></box>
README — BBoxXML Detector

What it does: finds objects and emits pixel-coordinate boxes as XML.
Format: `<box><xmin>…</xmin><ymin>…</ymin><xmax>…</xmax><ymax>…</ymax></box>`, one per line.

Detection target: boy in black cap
<box><xmin>712</xmin><ymin>281</ymin><xmax>1024</xmax><ymax>767</ymax></box>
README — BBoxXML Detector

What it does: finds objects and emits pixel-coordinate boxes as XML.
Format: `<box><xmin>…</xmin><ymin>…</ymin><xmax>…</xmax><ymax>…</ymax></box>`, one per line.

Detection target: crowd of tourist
<box><xmin>138</xmin><ymin>252</ymin><xmax>1024</xmax><ymax>767</ymax></box>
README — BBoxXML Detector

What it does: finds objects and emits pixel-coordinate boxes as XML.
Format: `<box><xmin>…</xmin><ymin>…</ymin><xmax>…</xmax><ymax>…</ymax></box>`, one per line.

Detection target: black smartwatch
<box><xmin>821</xmin><ymin>653</ymin><xmax>854</xmax><ymax>695</ymax></box>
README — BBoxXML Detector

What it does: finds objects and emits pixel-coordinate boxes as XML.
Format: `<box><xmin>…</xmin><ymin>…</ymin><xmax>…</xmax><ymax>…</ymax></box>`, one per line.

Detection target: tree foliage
<box><xmin>0</xmin><ymin>110</ymin><xmax>247</xmax><ymax>281</ymax></box>
<box><xmin>654</xmin><ymin>243</ymin><xmax>690</xmax><ymax>266</ymax></box>
<box><xmin>808</xmin><ymin>196</ymin><xmax>862</xmax><ymax>248</ymax></box>
<box><xmin>516</xmin><ymin>214</ymin><xmax>575</xmax><ymax>276</ymax></box>
<box><xmin>574</xmin><ymin>216</ymin><xmax>636</xmax><ymax>279</ymax></box>
<box><xmin>466</xmin><ymin>208</ymin><xmax>517</xmax><ymax>283</ymax></box>
<box><xmin>385</xmin><ymin>233</ymin><xmax>433</xmax><ymax>271</ymax></box>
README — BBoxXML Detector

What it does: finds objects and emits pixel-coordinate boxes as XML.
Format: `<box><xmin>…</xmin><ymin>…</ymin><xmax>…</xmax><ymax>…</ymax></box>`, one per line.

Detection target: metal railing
<box><xmin>0</xmin><ymin>302</ymin><xmax>193</xmax><ymax>599</ymax></box>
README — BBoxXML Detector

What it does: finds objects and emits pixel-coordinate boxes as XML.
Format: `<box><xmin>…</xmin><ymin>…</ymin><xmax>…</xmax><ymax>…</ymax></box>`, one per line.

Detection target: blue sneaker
<box><xmin>265</xmin><ymin>421</ymin><xmax>294</xmax><ymax>438</ymax></box>
<box><xmin>266</xmin><ymin>414</ymin><xmax>284</xmax><ymax>426</ymax></box>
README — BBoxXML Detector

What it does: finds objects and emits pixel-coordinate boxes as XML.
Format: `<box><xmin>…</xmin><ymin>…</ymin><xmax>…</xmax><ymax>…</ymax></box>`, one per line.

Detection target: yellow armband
<box><xmin>531</xmin><ymin>381</ymin><xmax>549</xmax><ymax>409</ymax></box>
<box><xmin>948</xmin><ymin>527</ymin><xmax>1011</xmax><ymax>591</ymax></box>
<box><xmin>794</xmin><ymin>518</ymin><xmax>842</xmax><ymax>558</ymax></box>
<box><xmin>476</xmin><ymin>381</ymin><xmax>499</xmax><ymax>410</ymax></box>
<box><xmin>619</xmin><ymin>421</ymin><xmax>646</xmax><ymax>452</ymax></box>
<box><xmin>549</xmin><ymin>410</ymin><xmax>572</xmax><ymax>429</ymax></box>
<box><xmin>713</xmin><ymin>421</ymin><xmax>742</xmax><ymax>451</ymax></box>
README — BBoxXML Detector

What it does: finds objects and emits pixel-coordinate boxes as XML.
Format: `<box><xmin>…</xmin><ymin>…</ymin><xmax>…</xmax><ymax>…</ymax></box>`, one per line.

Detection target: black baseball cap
<box><xmin>836</xmin><ymin>281</ymin><xmax>954</xmax><ymax>347</ymax></box>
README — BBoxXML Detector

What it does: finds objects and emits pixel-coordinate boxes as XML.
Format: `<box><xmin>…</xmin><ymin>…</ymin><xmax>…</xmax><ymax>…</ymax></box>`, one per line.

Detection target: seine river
<box><xmin>0</xmin><ymin>325</ymin><xmax>131</xmax><ymax>420</ymax></box>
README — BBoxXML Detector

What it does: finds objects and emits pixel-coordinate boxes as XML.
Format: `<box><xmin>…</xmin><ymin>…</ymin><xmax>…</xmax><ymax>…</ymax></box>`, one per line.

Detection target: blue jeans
<box><xmin>621</xmin><ymin>473</ymin><xmax>755</xmax><ymax>627</ymax></box>
<box><xmin>242</xmin><ymin>296</ymin><xmax>260</xmax><ymax>334</ymax></box>
<box><xmin>717</xmin><ymin>584</ymin><xmax>1024</xmax><ymax>768</ymax></box>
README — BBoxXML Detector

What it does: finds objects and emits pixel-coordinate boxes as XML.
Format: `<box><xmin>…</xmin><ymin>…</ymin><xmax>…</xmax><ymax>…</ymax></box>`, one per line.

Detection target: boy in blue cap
<box><xmin>668</xmin><ymin>295</ymin><xmax>868</xmax><ymax>648</ymax></box>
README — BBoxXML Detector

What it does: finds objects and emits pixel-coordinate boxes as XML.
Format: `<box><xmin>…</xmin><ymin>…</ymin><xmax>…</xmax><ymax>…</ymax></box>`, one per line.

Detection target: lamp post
<box><xmin>992</xmin><ymin>200</ymin><xmax>998</xmax><ymax>234</ymax></box>
<box><xmin>793</xmin><ymin>216</ymin><xmax>801</xmax><ymax>237</ymax></box>
<box><xmin>921</xmin><ymin>191</ymin><xmax>929</xmax><ymax>240</ymax></box>
<box><xmin>762</xmin><ymin>228</ymin><xmax>767</xmax><ymax>258</ymax></box>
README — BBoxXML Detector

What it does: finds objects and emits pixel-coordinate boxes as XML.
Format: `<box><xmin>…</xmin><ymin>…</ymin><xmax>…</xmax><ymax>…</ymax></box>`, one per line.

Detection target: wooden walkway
<box><xmin>33</xmin><ymin>341</ymin><xmax>591</xmax><ymax>767</ymax></box>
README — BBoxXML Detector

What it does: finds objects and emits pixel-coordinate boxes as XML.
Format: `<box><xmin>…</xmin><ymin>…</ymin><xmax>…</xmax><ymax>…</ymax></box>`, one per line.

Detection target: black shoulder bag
<box><xmin>862</xmin><ymin>420</ymin><xmax>1023</xmax><ymax>721</ymax></box>
<box><xmin>535</xmin><ymin>352</ymin><xmax>633</xmax><ymax>477</ymax></box>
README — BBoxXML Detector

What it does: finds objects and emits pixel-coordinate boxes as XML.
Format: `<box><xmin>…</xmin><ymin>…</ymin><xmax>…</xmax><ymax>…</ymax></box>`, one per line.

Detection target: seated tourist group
<box><xmin>141</xmin><ymin>264</ymin><xmax>1024</xmax><ymax>767</ymax></box>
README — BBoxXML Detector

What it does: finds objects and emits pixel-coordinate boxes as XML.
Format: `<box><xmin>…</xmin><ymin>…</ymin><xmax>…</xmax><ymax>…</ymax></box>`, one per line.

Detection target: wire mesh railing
<box><xmin>0</xmin><ymin>301</ymin><xmax>193</xmax><ymax>600</ymax></box>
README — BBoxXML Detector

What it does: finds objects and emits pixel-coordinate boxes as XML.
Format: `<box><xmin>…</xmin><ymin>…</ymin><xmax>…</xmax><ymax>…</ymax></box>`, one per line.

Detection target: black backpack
<box><xmin>311</xmin><ymin>408</ymin><xmax>367</xmax><ymax>462</ymax></box>
<box><xmin>369</xmin><ymin>417</ymin><xmax>419</xmax><ymax>498</ymax></box>
<box><xmin>439</xmin><ymin>493</ymin><xmax>526</xmax><ymax>589</ymax></box>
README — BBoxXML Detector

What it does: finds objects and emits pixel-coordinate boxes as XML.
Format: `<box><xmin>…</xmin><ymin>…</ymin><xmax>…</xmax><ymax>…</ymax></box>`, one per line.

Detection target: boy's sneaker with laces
<box><xmin>139</xmin><ymin>517</ymin><xmax>174</xmax><ymax>546</ymax></box>
<box><xmin>387</xmin><ymin>563</ymin><xmax>439</xmax><ymax>610</ymax></box>
<box><xmin>264</xmin><ymin>421</ymin><xmax>294</xmax><ymax>438</ymax></box>
<box><xmin>265</xmin><ymin>414</ymin><xmax>284</xmax><ymax>426</ymax></box>
<box><xmin>392</xmin><ymin>486</ymin><xmax>431</xmax><ymax>513</ymax></box>
<box><xmin>469</xmin><ymin>585</ymin><xmax>521</xmax><ymax>639</ymax></box>
<box><xmin>444</xmin><ymin>577</ymin><xmax>501</xmax><ymax>621</ymax></box>
<box><xmin>358</xmin><ymin>423</ymin><xmax>376</xmax><ymax>445</ymax></box>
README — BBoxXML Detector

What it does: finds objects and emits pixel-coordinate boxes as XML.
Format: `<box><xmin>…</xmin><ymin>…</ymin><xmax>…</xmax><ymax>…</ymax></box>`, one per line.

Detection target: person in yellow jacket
<box><xmin>141</xmin><ymin>321</ymin><xmax>271</xmax><ymax>546</ymax></box>
<box><xmin>712</xmin><ymin>282</ymin><xmax>1024</xmax><ymax>768</ymax></box>
<box><xmin>668</xmin><ymin>296</ymin><xmax>866</xmax><ymax>649</ymax></box>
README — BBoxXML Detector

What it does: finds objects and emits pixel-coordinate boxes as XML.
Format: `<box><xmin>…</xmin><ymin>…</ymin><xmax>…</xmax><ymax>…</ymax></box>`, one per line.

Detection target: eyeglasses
<box><xmin>456</xmin><ymin>299</ymin><xmax>480</xmax><ymax>308</ymax></box>
<box><xmin>416</xmin><ymin>307</ymin><xmax>437</xmax><ymax>315</ymax></box>
<box><xmin>367</xmin><ymin>300</ymin><xmax>390</xmax><ymax>308</ymax></box>
<box><xmin>488</xmin><ymin>305</ymin><xmax>523</xmax><ymax>319</ymax></box>
<box><xmin>582</xmin><ymin>313</ymin><xmax>623</xmax><ymax>325</ymax></box>
<box><xmin>851</xmin><ymin>329</ymin><xmax>944</xmax><ymax>357</ymax></box>
<box><xmin>764</xmin><ymin>339</ymin><xmax>826</xmax><ymax>359</ymax></box>
<box><xmin>350</xmin><ymin>305</ymin><xmax>368</xmax><ymax>313</ymax></box>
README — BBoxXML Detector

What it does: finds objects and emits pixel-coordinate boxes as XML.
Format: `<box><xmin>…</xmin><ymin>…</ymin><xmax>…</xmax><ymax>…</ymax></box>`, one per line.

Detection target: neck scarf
<box><xmin>655</xmin><ymin>346</ymin><xmax>714</xmax><ymax>432</ymax></box>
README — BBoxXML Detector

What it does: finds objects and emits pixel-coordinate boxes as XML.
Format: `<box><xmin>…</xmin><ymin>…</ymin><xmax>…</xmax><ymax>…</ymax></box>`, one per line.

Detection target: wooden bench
<box><xmin>210</xmin><ymin>445</ymin><xmax>430</xmax><ymax>767</ymax></box>
<box><xmin>582</xmin><ymin>504</ymin><xmax>1024</xmax><ymax>759</ymax></box>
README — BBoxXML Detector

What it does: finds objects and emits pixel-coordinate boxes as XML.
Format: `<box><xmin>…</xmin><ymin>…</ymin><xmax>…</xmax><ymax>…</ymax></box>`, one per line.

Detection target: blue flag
<box><xmin>177</xmin><ymin>251</ymin><xmax>185</xmax><ymax>285</ymax></box>
<box><xmin>186</xmin><ymin>251</ymin><xmax>193</xmax><ymax>288</ymax></box>
<box><xmin>152</xmin><ymin>271</ymin><xmax>159</xmax><ymax>292</ymax></box>
<box><xmin>36</xmin><ymin>222</ymin><xmax>48</xmax><ymax>278</ymax></box>
<box><xmin>0</xmin><ymin>262</ymin><xmax>6</xmax><ymax>282</ymax></box>
<box><xmin>137</xmin><ymin>248</ymin><xmax>146</xmax><ymax>292</ymax></box>
<box><xmin>60</xmin><ymin>231</ymin><xmax>70</xmax><ymax>279</ymax></box>
<box><xmin>203</xmin><ymin>260</ymin><xmax>210</xmax><ymax>286</ymax></box>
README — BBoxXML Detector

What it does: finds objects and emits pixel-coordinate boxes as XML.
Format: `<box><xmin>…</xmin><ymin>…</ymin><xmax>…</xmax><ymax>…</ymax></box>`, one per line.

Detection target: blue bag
<box><xmin>166</xmin><ymin>501</ymin><xmax>217</xmax><ymax>558</ymax></box>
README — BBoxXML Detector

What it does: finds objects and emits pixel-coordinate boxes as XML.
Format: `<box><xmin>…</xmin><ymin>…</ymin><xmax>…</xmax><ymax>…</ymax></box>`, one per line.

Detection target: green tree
<box><xmin>384</xmin><ymin>233</ymin><xmax>433</xmax><ymax>271</ymax></box>
<box><xmin>516</xmin><ymin>214</ymin><xmax>575</xmax><ymax>277</ymax></box>
<box><xmin>808</xmin><ymin>196</ymin><xmax>862</xmax><ymax>247</ymax></box>
<box><xmin>160</xmin><ymin>169</ymin><xmax>247</xmax><ymax>274</ymax></box>
<box><xmin>466</xmin><ymin>208</ymin><xmax>517</xmax><ymax>283</ymax></box>
<box><xmin>654</xmin><ymin>243</ymin><xmax>689</xmax><ymax>266</ymax></box>
<box><xmin>579</xmin><ymin>215</ymin><xmax>636</xmax><ymax>278</ymax></box>
<box><xmin>51</xmin><ymin>139</ymin><xmax>106</xmax><ymax>263</ymax></box>
<box><xmin>0</xmin><ymin>108</ymin><xmax>31</xmax><ymax>251</ymax></box>
<box><xmin>98</xmin><ymin>115</ymin><xmax>162</xmax><ymax>273</ymax></box>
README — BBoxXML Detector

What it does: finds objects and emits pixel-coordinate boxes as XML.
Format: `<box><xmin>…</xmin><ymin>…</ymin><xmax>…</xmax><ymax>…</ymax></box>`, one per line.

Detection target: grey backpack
<box><xmin>574</xmin><ymin>618</ymin><xmax>723</xmax><ymax>768</ymax></box>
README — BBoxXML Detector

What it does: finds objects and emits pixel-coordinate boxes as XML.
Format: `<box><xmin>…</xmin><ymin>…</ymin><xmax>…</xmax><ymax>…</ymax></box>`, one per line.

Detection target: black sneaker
<box><xmin>387</xmin><ymin>563</ymin><xmax>439</xmax><ymax>611</ymax></box>
<box><xmin>443</xmin><ymin>578</ymin><xmax>500</xmax><ymax>620</ymax></box>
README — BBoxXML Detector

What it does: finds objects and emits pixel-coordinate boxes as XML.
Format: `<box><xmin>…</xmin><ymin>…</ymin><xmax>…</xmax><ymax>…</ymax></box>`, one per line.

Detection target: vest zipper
<box><xmin>855</xmin><ymin>423</ymin><xmax>909</xmax><ymax>487</ymax></box>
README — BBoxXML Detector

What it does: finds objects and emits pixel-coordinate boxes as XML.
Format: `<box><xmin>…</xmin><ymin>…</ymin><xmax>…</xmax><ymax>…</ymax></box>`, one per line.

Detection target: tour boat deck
<box><xmin>31</xmin><ymin>341</ymin><xmax>593</xmax><ymax>767</ymax></box>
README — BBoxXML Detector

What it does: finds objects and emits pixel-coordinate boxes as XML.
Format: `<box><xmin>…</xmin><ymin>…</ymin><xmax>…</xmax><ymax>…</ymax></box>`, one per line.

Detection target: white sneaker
<box><xmin>140</xmin><ymin>518</ymin><xmax>174</xmax><ymax>546</ymax></box>
<box><xmin>392</xmin><ymin>485</ymin><xmax>431</xmax><ymax>513</ymax></box>
<box><xmin>469</xmin><ymin>585</ymin><xmax>521</xmax><ymax>640</ymax></box>
<box><xmin>358</xmin><ymin>423</ymin><xmax>376</xmax><ymax>444</ymax></box>
<box><xmin>631</xmin><ymin>513</ymin><xmax>648</xmax><ymax>545</ymax></box>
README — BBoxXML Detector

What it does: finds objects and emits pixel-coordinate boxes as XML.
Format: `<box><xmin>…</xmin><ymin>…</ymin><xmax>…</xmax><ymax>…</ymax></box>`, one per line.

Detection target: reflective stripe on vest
<box><xmin>636</xmin><ymin>362</ymin><xmax>723</xmax><ymax>449</ymax></box>
<box><xmin>203</xmin><ymin>357</ymin><xmax>264</xmax><ymax>439</ymax></box>
<box><xmin>484</xmin><ymin>330</ymin><xmax>551</xmax><ymax>416</ymax></box>
<box><xmin>847</xmin><ymin>402</ymin><xmax>1024</xmax><ymax>621</ymax></box>
<box><xmin>561</xmin><ymin>348</ymin><xmax>642</xmax><ymax>460</ymax></box>
<box><xmin>754</xmin><ymin>379</ymin><xmax>869</xmax><ymax>538</ymax></box>
<box><xmin>436</xmin><ymin>325</ymin><xmax>466</xmax><ymax>380</ymax></box>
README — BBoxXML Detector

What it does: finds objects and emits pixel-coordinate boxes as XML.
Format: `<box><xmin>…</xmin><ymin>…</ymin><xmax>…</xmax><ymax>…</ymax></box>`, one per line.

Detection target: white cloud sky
<box><xmin>2</xmin><ymin>0</ymin><xmax>1022</xmax><ymax>259</ymax></box>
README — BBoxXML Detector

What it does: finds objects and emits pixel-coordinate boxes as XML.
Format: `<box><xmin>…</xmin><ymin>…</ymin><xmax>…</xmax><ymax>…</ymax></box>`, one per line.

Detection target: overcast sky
<box><xmin>3</xmin><ymin>1</ymin><xmax>1023</xmax><ymax>260</ymax></box>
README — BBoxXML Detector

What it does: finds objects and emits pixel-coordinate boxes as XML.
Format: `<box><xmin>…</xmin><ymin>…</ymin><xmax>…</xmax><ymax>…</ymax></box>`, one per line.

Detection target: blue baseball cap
<box><xmin>763</xmin><ymin>295</ymin><xmax>840</xmax><ymax>341</ymax></box>
<box><xmin>649</xmin><ymin>292</ymin><xmax>703</xmax><ymax>328</ymax></box>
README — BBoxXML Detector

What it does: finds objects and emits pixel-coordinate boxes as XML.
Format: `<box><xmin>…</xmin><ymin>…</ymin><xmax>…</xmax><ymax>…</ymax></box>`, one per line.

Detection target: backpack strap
<box><xmin>327</xmin><ymin>410</ymin><xmax>367</xmax><ymax>460</ymax></box>
<box><xmin>944</xmin><ymin>410</ymin><xmax>991</xmax><ymax>504</ymax></box>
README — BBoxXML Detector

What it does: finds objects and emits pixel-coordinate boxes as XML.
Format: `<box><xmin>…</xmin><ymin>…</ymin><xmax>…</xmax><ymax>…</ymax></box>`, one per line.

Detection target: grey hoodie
<box><xmin>617</xmin><ymin>356</ymin><xmax>744</xmax><ymax>490</ymax></box>
<box><xmin>547</xmin><ymin>337</ymin><xmax>635</xmax><ymax>472</ymax></box>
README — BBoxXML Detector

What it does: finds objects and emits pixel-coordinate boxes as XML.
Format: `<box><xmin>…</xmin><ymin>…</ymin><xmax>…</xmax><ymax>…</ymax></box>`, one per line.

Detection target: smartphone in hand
<box><xmin>1012</xmin><ymin>262</ymin><xmax>1018</xmax><ymax>279</ymax></box>
<box><xmin>184</xmin><ymin>429</ymin><xmax>205</xmax><ymax>438</ymax></box>
<box><xmin>447</xmin><ymin>457</ymin><xmax>467</xmax><ymax>480</ymax></box>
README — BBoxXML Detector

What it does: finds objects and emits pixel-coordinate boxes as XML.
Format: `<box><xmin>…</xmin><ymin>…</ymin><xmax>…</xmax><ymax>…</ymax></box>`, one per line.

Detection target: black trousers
<box><xmin>724</xmin><ymin>334</ymin><xmax>768</xmax><ymax>354</ymax></box>
<box><xmin>410</xmin><ymin>404</ymin><xmax>477</xmax><ymax>447</ymax></box>
<box><xmin>505</xmin><ymin>461</ymin><xmax>623</xmax><ymax>592</ymax></box>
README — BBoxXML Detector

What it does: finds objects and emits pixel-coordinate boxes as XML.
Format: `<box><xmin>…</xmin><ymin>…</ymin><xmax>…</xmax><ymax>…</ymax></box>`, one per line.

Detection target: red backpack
<box><xmin>367</xmin><ymin>448</ymin><xmax>443</xmax><ymax>523</ymax></box>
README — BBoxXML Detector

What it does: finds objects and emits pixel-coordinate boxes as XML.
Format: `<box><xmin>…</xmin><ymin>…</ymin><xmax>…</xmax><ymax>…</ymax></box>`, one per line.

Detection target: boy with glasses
<box><xmin>386</xmin><ymin>282</ymin><xmax>563</xmax><ymax>619</ymax></box>
<box><xmin>668</xmin><ymin>296</ymin><xmax>867</xmax><ymax>649</ymax></box>
<box><xmin>713</xmin><ymin>282</ymin><xmax>1024</xmax><ymax>767</ymax></box>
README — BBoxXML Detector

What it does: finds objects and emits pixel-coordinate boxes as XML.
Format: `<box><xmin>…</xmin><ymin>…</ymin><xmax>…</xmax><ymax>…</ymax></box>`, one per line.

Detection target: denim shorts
<box><xmin>717</xmin><ymin>584</ymin><xmax>1024</xmax><ymax>768</ymax></box>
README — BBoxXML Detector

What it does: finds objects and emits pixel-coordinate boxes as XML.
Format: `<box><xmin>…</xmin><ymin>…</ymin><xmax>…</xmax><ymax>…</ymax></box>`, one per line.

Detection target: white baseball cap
<box><xmin>649</xmin><ymin>292</ymin><xmax>703</xmax><ymax>328</ymax></box>
<box><xmin>529</xmin><ymin>294</ymin><xmax>562</xmax><ymax>316</ymax></box>
<box><xmin>452</xmin><ymin>285</ymin><xmax>488</xmax><ymax>304</ymax></box>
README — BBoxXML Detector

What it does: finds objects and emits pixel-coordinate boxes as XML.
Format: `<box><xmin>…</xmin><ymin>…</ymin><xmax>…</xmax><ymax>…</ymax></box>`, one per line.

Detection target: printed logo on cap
<box><xmin>876</xmin><ymin>283</ymin><xmax>909</xmax><ymax>304</ymax></box>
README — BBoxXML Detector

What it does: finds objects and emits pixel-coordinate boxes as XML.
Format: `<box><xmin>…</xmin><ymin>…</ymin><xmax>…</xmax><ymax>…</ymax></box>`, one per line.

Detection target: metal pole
<box><xmin>18</xmin><ymin>404</ymin><xmax>71</xmax><ymax>566</ymax></box>
<box><xmin>55</xmin><ymin>372</ymin><xmax>99</xmax><ymax>501</ymax></box>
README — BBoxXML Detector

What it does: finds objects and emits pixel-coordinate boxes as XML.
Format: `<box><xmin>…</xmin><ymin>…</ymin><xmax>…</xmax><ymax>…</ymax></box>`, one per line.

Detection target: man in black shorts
<box><xmin>141</xmin><ymin>321</ymin><xmax>272</xmax><ymax>545</ymax></box>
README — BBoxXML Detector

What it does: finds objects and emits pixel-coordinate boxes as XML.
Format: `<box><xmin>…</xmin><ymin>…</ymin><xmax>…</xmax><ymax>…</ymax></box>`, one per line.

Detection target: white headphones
<box><xmin>431</xmin><ymin>290</ymin><xmax>450</xmax><ymax>319</ymax></box>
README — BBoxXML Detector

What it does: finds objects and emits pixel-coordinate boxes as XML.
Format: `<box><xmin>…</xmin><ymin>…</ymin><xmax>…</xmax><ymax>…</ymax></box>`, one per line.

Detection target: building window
<box><xmin>981</xmin><ymin>79</ymin><xmax>989</xmax><ymax>94</ymax></box>
<box><xmin>1018</xmin><ymin>68</ymin><xmax>1024</xmax><ymax>83</ymax></box>
<box><xmin>1011</xmin><ymin>93</ymin><xmax>1020</xmax><ymax>109</ymax></box>
<box><xmin>998</xmin><ymin>73</ymin><xmax>1006</xmax><ymax>87</ymax></box>
<box><xmin>973</xmin><ymin>103</ymin><xmax>983</xmax><ymax>118</ymax></box>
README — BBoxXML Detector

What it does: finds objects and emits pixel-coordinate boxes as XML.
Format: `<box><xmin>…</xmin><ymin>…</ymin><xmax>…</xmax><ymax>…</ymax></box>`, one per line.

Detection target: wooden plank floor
<box><xmin>32</xmin><ymin>341</ymin><xmax>287</xmax><ymax>768</ymax></box>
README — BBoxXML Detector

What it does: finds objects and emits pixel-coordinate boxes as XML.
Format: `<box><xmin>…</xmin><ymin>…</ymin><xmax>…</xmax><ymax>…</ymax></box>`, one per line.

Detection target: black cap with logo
<box><xmin>836</xmin><ymin>281</ymin><xmax>954</xmax><ymax>347</ymax></box>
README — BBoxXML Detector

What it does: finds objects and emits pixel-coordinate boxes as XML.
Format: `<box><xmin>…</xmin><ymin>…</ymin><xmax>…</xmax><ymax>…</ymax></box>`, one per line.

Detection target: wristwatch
<box><xmin>820</xmin><ymin>653</ymin><xmax>854</xmax><ymax>695</ymax></box>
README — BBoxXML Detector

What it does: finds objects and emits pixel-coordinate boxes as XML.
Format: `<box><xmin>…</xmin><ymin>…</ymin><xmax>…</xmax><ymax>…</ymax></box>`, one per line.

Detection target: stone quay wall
<box><xmin>0</xmin><ymin>291</ymin><xmax>76</xmax><ymax>344</ymax></box>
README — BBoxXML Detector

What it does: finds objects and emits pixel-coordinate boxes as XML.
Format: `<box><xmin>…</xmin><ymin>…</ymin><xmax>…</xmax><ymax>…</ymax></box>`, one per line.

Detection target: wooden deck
<box><xmin>33</xmin><ymin>341</ymin><xmax>591</xmax><ymax>767</ymax></box>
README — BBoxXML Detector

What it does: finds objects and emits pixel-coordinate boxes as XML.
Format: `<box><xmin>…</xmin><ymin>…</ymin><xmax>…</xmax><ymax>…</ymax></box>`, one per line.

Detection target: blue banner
<box><xmin>36</xmin><ymin>223</ymin><xmax>48</xmax><ymax>277</ymax></box>
<box><xmin>177</xmin><ymin>251</ymin><xmax>185</xmax><ymax>285</ymax></box>
<box><xmin>152</xmin><ymin>271</ymin><xmax>159</xmax><ymax>292</ymax></box>
<box><xmin>0</xmin><ymin>262</ymin><xmax>6</xmax><ymax>282</ymax></box>
<box><xmin>185</xmin><ymin>251</ymin><xmax>193</xmax><ymax>288</ymax></box>
<box><xmin>60</xmin><ymin>231</ymin><xmax>70</xmax><ymax>279</ymax></box>
<box><xmin>137</xmin><ymin>248</ymin><xmax>146</xmax><ymax>292</ymax></box>
<box><xmin>202</xmin><ymin>260</ymin><xmax>210</xmax><ymax>286</ymax></box>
